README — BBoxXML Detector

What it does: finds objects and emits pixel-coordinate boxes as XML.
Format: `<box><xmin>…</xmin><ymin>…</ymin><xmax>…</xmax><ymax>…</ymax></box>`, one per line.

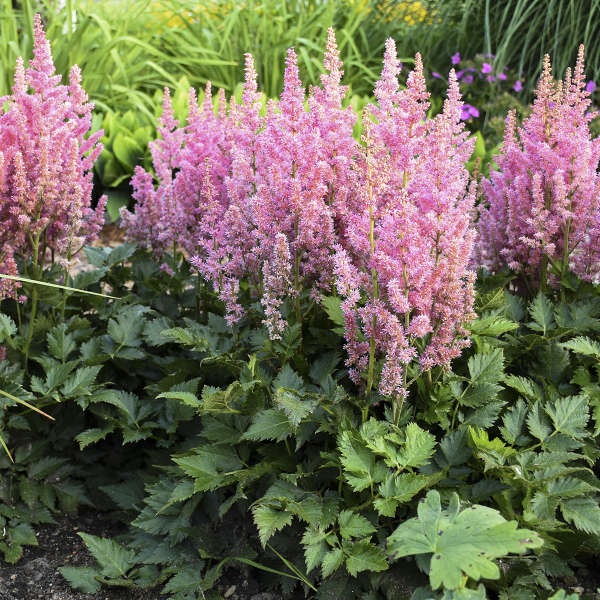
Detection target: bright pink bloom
<box><xmin>334</xmin><ymin>41</ymin><xmax>477</xmax><ymax>398</ymax></box>
<box><xmin>477</xmin><ymin>47</ymin><xmax>600</xmax><ymax>286</ymax></box>
<box><xmin>0</xmin><ymin>14</ymin><xmax>105</xmax><ymax>298</ymax></box>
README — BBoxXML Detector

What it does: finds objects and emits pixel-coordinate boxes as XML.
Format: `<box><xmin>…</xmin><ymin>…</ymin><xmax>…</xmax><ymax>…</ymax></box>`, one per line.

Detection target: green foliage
<box><xmin>2</xmin><ymin>245</ymin><xmax>600</xmax><ymax>599</ymax></box>
<box><xmin>388</xmin><ymin>490</ymin><xmax>543</xmax><ymax>590</ymax></box>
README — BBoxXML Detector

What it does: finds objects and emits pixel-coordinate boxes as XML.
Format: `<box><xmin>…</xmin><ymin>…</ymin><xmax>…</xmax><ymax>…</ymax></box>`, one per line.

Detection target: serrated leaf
<box><xmin>560</xmin><ymin>496</ymin><xmax>600</xmax><ymax>534</ymax></box>
<box><xmin>504</xmin><ymin>375</ymin><xmax>542</xmax><ymax>401</ymax></box>
<box><xmin>58</xmin><ymin>566</ymin><xmax>102</xmax><ymax>594</ymax></box>
<box><xmin>321</xmin><ymin>548</ymin><xmax>344</xmax><ymax>578</ymax></box>
<box><xmin>47</xmin><ymin>324</ymin><xmax>77</xmax><ymax>361</ymax></box>
<box><xmin>78</xmin><ymin>532</ymin><xmax>136</xmax><ymax>578</ymax></box>
<box><xmin>157</xmin><ymin>391</ymin><xmax>202</xmax><ymax>408</ymax></box>
<box><xmin>338</xmin><ymin>510</ymin><xmax>376</xmax><ymax>540</ymax></box>
<box><xmin>75</xmin><ymin>427</ymin><xmax>114</xmax><ymax>449</ymax></box>
<box><xmin>500</xmin><ymin>399</ymin><xmax>529</xmax><ymax>445</ymax></box>
<box><xmin>527</xmin><ymin>402</ymin><xmax>552</xmax><ymax>442</ymax></box>
<box><xmin>321</xmin><ymin>295</ymin><xmax>345</xmax><ymax>334</ymax></box>
<box><xmin>344</xmin><ymin>540</ymin><xmax>387</xmax><ymax>576</ymax></box>
<box><xmin>400</xmin><ymin>423</ymin><xmax>437</xmax><ymax>468</ymax></box>
<box><xmin>10</xmin><ymin>523</ymin><xmax>38</xmax><ymax>546</ymax></box>
<box><xmin>252</xmin><ymin>506</ymin><xmax>293</xmax><ymax>547</ymax></box>
<box><xmin>275</xmin><ymin>389</ymin><xmax>316</xmax><ymax>428</ymax></box>
<box><xmin>242</xmin><ymin>409</ymin><xmax>292</xmax><ymax>442</ymax></box>
<box><xmin>339</xmin><ymin>430</ymin><xmax>387</xmax><ymax>492</ymax></box>
<box><xmin>61</xmin><ymin>366</ymin><xmax>102</xmax><ymax>398</ymax></box>
<box><xmin>468</xmin><ymin>349</ymin><xmax>504</xmax><ymax>384</ymax></box>
<box><xmin>561</xmin><ymin>336</ymin><xmax>600</xmax><ymax>357</ymax></box>
<box><xmin>374</xmin><ymin>473</ymin><xmax>431</xmax><ymax>517</ymax></box>
<box><xmin>545</xmin><ymin>395</ymin><xmax>589</xmax><ymax>439</ymax></box>
<box><xmin>528</xmin><ymin>293</ymin><xmax>555</xmax><ymax>334</ymax></box>
<box><xmin>0</xmin><ymin>313</ymin><xmax>17</xmax><ymax>341</ymax></box>
<box><xmin>387</xmin><ymin>490</ymin><xmax>543</xmax><ymax>590</ymax></box>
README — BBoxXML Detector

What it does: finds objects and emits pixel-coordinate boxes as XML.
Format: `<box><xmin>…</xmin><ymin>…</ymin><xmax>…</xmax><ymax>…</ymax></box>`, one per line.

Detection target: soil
<box><xmin>0</xmin><ymin>511</ymin><xmax>284</xmax><ymax>600</ymax></box>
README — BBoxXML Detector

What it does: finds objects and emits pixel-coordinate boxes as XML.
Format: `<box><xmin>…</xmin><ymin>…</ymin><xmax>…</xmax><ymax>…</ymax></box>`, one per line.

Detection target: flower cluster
<box><xmin>334</xmin><ymin>40</ymin><xmax>476</xmax><ymax>402</ymax></box>
<box><xmin>476</xmin><ymin>46</ymin><xmax>600</xmax><ymax>288</ymax></box>
<box><xmin>0</xmin><ymin>15</ymin><xmax>105</xmax><ymax>299</ymax></box>
<box><xmin>123</xmin><ymin>29</ymin><xmax>477</xmax><ymax>401</ymax></box>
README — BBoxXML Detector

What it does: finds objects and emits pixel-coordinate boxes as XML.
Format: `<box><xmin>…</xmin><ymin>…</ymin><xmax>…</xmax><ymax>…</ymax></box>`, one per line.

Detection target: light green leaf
<box><xmin>387</xmin><ymin>491</ymin><xmax>543</xmax><ymax>590</ymax></box>
<box><xmin>78</xmin><ymin>532</ymin><xmax>136</xmax><ymax>578</ymax></box>
<box><xmin>338</xmin><ymin>510</ymin><xmax>376</xmax><ymax>540</ymax></box>
<box><xmin>560</xmin><ymin>496</ymin><xmax>600</xmax><ymax>534</ymax></box>
<box><xmin>561</xmin><ymin>336</ymin><xmax>600</xmax><ymax>357</ymax></box>
<box><xmin>242</xmin><ymin>409</ymin><xmax>292</xmax><ymax>442</ymax></box>
<box><xmin>252</xmin><ymin>506</ymin><xmax>293</xmax><ymax>547</ymax></box>
<box><xmin>344</xmin><ymin>540</ymin><xmax>388</xmax><ymax>576</ymax></box>
<box><xmin>321</xmin><ymin>548</ymin><xmax>344</xmax><ymax>578</ymax></box>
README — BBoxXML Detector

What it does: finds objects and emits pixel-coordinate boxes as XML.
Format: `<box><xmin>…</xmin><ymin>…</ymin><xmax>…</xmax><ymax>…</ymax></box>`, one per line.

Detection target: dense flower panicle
<box><xmin>124</xmin><ymin>30</ymin><xmax>477</xmax><ymax>397</ymax></box>
<box><xmin>121</xmin><ymin>88</ymin><xmax>186</xmax><ymax>254</ymax></box>
<box><xmin>0</xmin><ymin>14</ymin><xmax>105</xmax><ymax>298</ymax></box>
<box><xmin>335</xmin><ymin>41</ymin><xmax>476</xmax><ymax>398</ymax></box>
<box><xmin>477</xmin><ymin>46</ymin><xmax>600</xmax><ymax>284</ymax></box>
<box><xmin>308</xmin><ymin>28</ymin><xmax>359</xmax><ymax>242</ymax></box>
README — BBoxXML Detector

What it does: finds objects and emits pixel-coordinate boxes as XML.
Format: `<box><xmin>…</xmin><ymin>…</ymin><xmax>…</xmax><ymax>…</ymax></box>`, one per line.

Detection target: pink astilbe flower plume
<box><xmin>0</xmin><ymin>14</ymin><xmax>106</xmax><ymax>299</ymax></box>
<box><xmin>477</xmin><ymin>46</ymin><xmax>600</xmax><ymax>288</ymax></box>
<box><xmin>334</xmin><ymin>41</ymin><xmax>476</xmax><ymax>411</ymax></box>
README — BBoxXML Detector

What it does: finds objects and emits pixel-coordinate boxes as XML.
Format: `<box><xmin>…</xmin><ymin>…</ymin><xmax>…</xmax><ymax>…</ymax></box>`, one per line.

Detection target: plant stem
<box><xmin>23</xmin><ymin>232</ymin><xmax>42</xmax><ymax>370</ymax></box>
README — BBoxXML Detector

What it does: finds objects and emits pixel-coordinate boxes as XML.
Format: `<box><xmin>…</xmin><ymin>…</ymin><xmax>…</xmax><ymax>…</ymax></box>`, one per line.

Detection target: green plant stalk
<box><xmin>366</xmin><ymin>196</ymin><xmax>379</xmax><ymax>400</ymax></box>
<box><xmin>22</xmin><ymin>231</ymin><xmax>42</xmax><ymax>370</ymax></box>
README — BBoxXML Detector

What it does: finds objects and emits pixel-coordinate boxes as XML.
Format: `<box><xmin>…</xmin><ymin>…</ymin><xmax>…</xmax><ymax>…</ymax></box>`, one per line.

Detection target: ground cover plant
<box><xmin>2</xmin><ymin>11</ymin><xmax>600</xmax><ymax>600</ymax></box>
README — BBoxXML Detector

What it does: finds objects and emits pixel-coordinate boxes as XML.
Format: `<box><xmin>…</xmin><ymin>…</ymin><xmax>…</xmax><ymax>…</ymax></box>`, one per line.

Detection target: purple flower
<box><xmin>497</xmin><ymin>72</ymin><xmax>507</xmax><ymax>81</ymax></box>
<box><xmin>451</xmin><ymin>52</ymin><xmax>460</xmax><ymax>65</ymax></box>
<box><xmin>513</xmin><ymin>80</ymin><xmax>523</xmax><ymax>92</ymax></box>
<box><xmin>456</xmin><ymin>70</ymin><xmax>464</xmax><ymax>79</ymax></box>
<box><xmin>462</xmin><ymin>74</ymin><xmax>474</xmax><ymax>84</ymax></box>
<box><xmin>586</xmin><ymin>80</ymin><xmax>597</xmax><ymax>93</ymax></box>
<box><xmin>468</xmin><ymin>67</ymin><xmax>476</xmax><ymax>72</ymax></box>
<box><xmin>432</xmin><ymin>72</ymin><xmax>441</xmax><ymax>79</ymax></box>
<box><xmin>481</xmin><ymin>62</ymin><xmax>492</xmax><ymax>74</ymax></box>
<box><xmin>460</xmin><ymin>103</ymin><xmax>479</xmax><ymax>120</ymax></box>
<box><xmin>486</xmin><ymin>75</ymin><xmax>496</xmax><ymax>83</ymax></box>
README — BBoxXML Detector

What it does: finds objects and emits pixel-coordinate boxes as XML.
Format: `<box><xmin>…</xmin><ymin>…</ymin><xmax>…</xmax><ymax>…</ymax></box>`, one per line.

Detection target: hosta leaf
<box><xmin>252</xmin><ymin>506</ymin><xmax>293</xmax><ymax>547</ymax></box>
<box><xmin>560</xmin><ymin>496</ymin><xmax>600</xmax><ymax>534</ymax></box>
<box><xmin>344</xmin><ymin>540</ymin><xmax>387</xmax><ymax>576</ymax></box>
<box><xmin>387</xmin><ymin>490</ymin><xmax>543</xmax><ymax>590</ymax></box>
<box><xmin>78</xmin><ymin>533</ymin><xmax>136</xmax><ymax>578</ymax></box>
<box><xmin>338</xmin><ymin>510</ymin><xmax>376</xmax><ymax>540</ymax></box>
<box><xmin>58</xmin><ymin>566</ymin><xmax>102</xmax><ymax>594</ymax></box>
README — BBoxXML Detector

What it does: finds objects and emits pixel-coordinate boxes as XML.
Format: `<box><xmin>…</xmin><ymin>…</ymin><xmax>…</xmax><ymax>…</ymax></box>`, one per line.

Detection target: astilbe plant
<box><xmin>0</xmin><ymin>14</ymin><xmax>105</xmax><ymax>300</ymax></box>
<box><xmin>477</xmin><ymin>45</ymin><xmax>600</xmax><ymax>291</ymax></box>
<box><xmin>122</xmin><ymin>31</ymin><xmax>477</xmax><ymax>406</ymax></box>
<box><xmin>334</xmin><ymin>40</ymin><xmax>477</xmax><ymax>420</ymax></box>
